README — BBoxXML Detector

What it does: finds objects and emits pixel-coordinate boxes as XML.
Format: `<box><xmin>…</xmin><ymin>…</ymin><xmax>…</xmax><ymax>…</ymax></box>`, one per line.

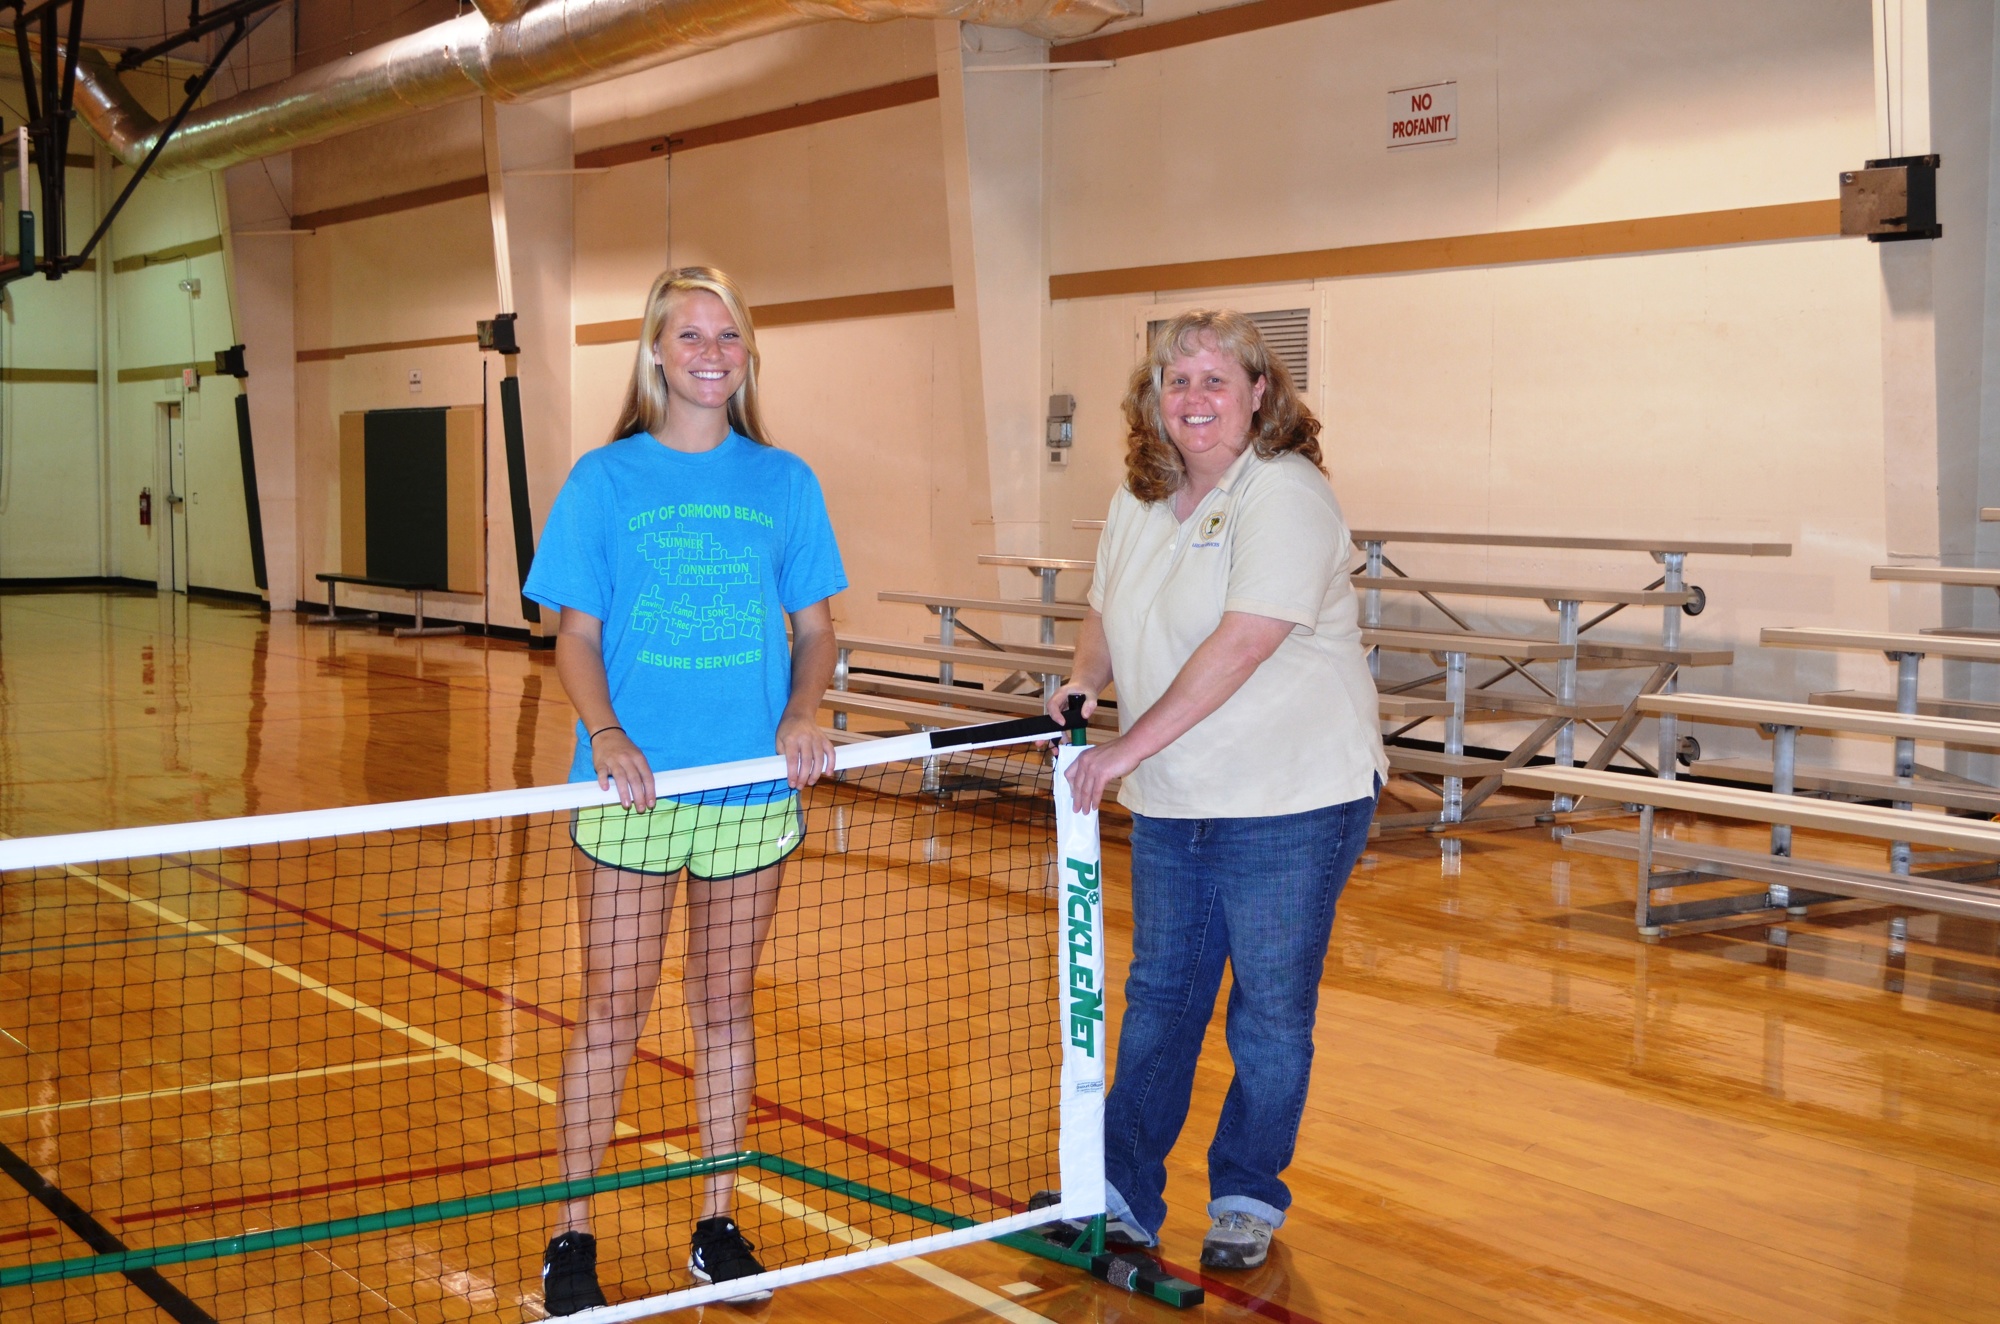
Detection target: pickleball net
<box><xmin>0</xmin><ymin>719</ymin><xmax>1107</xmax><ymax>1321</ymax></box>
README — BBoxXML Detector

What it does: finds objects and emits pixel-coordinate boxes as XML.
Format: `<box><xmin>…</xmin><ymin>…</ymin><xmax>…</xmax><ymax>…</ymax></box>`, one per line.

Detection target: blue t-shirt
<box><xmin>523</xmin><ymin>431</ymin><xmax>847</xmax><ymax>793</ymax></box>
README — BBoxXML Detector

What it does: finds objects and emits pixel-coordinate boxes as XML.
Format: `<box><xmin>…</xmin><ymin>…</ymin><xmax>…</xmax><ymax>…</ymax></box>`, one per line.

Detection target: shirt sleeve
<box><xmin>522</xmin><ymin>459</ymin><xmax>612</xmax><ymax>620</ymax></box>
<box><xmin>1223</xmin><ymin>464</ymin><xmax>1341</xmax><ymax>632</ymax></box>
<box><xmin>1087</xmin><ymin>489</ymin><xmax>1127</xmax><ymax>613</ymax></box>
<box><xmin>777</xmin><ymin>462</ymin><xmax>849</xmax><ymax>613</ymax></box>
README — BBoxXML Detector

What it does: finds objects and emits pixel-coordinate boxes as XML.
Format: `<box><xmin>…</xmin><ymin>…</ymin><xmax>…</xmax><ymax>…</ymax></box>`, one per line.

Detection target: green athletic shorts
<box><xmin>571</xmin><ymin>793</ymin><xmax>805</xmax><ymax>879</ymax></box>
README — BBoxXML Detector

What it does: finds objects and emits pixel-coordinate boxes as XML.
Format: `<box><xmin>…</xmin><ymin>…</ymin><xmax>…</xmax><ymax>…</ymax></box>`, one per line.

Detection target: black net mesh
<box><xmin>0</xmin><ymin>745</ymin><xmax>1062</xmax><ymax>1321</ymax></box>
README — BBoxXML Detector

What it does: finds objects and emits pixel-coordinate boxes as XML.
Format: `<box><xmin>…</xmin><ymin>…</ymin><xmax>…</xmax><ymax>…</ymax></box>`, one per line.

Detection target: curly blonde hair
<box><xmin>1121</xmin><ymin>309</ymin><xmax>1322</xmax><ymax>503</ymax></box>
<box><xmin>610</xmin><ymin>266</ymin><xmax>772</xmax><ymax>446</ymax></box>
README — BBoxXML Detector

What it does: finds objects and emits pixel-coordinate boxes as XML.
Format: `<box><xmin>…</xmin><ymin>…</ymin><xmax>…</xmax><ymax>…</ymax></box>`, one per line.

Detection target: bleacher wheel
<box><xmin>1681</xmin><ymin>585</ymin><xmax>1707</xmax><ymax>616</ymax></box>
<box><xmin>1676</xmin><ymin>734</ymin><xmax>1702</xmax><ymax>767</ymax></box>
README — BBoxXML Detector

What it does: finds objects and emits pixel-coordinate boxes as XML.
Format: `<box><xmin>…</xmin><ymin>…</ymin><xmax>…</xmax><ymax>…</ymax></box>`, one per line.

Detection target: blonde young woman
<box><xmin>523</xmin><ymin>267</ymin><xmax>846</xmax><ymax>1313</ymax></box>
<box><xmin>1048</xmin><ymin>309</ymin><xmax>1385</xmax><ymax>1271</ymax></box>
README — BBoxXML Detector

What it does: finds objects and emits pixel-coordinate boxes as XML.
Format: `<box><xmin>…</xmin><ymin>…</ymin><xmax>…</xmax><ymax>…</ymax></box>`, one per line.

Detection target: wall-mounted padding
<box><xmin>338</xmin><ymin>406</ymin><xmax>484</xmax><ymax>593</ymax></box>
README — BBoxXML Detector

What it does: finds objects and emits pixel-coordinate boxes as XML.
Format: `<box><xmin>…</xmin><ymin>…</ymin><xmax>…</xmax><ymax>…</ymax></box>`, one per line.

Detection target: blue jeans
<box><xmin>1103</xmin><ymin>785</ymin><xmax>1378</xmax><ymax>1240</ymax></box>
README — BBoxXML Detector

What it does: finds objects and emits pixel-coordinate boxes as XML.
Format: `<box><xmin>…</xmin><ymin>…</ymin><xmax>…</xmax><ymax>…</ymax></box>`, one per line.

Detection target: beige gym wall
<box><xmin>0</xmin><ymin>64</ymin><xmax>256</xmax><ymax>599</ymax></box>
<box><xmin>1044</xmin><ymin>0</ymin><xmax>1885</xmax><ymax>723</ymax></box>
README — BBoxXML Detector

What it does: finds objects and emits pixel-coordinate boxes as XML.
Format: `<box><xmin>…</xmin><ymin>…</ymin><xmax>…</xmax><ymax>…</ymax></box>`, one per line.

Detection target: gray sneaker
<box><xmin>1200</xmin><ymin>1210</ymin><xmax>1275</xmax><ymax>1269</ymax></box>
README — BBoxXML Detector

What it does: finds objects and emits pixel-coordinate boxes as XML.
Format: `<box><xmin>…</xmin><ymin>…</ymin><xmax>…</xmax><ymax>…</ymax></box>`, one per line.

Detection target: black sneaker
<box><xmin>688</xmin><ymin>1216</ymin><xmax>773</xmax><ymax>1304</ymax></box>
<box><xmin>541</xmin><ymin>1231</ymin><xmax>609</xmax><ymax>1316</ymax></box>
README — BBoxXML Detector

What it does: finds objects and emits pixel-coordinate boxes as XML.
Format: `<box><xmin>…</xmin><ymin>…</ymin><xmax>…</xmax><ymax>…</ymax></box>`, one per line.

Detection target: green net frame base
<box><xmin>2</xmin><ymin>1152</ymin><xmax>1202</xmax><ymax>1308</ymax></box>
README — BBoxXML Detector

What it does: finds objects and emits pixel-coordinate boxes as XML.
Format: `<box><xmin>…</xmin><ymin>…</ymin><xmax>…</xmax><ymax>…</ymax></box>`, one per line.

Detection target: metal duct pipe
<box><xmin>67</xmin><ymin>0</ymin><xmax>1131</xmax><ymax>177</ymax></box>
<box><xmin>471</xmin><ymin>0</ymin><xmax>541</xmax><ymax>25</ymax></box>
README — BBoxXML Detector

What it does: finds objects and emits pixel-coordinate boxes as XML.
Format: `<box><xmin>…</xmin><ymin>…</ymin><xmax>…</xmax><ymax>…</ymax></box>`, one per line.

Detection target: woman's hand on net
<box><xmin>1044</xmin><ymin>683</ymin><xmax>1099</xmax><ymax>725</ymax></box>
<box><xmin>777</xmin><ymin>714</ymin><xmax>836</xmax><ymax>789</ymax></box>
<box><xmin>592</xmin><ymin>729</ymin><xmax>656</xmax><ymax>811</ymax></box>
<box><xmin>1064</xmin><ymin>737</ymin><xmax>1140</xmax><ymax>814</ymax></box>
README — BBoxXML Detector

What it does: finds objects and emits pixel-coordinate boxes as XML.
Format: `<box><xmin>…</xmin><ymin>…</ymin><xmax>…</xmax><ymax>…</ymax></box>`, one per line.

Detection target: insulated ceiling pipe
<box><xmin>65</xmin><ymin>0</ymin><xmax>1132</xmax><ymax>177</ymax></box>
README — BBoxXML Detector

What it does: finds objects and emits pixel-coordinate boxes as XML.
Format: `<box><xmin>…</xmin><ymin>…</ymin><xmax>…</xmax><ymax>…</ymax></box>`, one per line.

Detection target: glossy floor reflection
<box><xmin>1</xmin><ymin>590</ymin><xmax>1995</xmax><ymax>1322</ymax></box>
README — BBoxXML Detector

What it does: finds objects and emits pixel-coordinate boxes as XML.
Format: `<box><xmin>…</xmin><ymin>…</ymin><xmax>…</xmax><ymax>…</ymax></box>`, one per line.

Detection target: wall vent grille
<box><xmin>1147</xmin><ymin>307</ymin><xmax>1310</xmax><ymax>392</ymax></box>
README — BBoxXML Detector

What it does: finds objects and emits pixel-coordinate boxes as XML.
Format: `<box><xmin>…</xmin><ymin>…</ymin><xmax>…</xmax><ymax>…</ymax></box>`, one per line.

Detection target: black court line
<box><xmin>0</xmin><ymin>1137</ymin><xmax>216</xmax><ymax>1323</ymax></box>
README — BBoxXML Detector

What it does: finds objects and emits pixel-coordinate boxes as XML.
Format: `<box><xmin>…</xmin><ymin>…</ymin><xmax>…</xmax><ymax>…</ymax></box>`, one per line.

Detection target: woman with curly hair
<box><xmin>1047</xmin><ymin>308</ymin><xmax>1385</xmax><ymax>1271</ymax></box>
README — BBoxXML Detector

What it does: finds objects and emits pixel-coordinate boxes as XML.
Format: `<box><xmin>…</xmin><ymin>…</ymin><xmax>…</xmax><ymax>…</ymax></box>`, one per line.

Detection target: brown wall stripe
<box><xmin>291</xmin><ymin>177</ymin><xmax>488</xmax><ymax>232</ymax></box>
<box><xmin>575</xmin><ymin>76</ymin><xmax>942</xmax><ymax>170</ymax></box>
<box><xmin>117</xmin><ymin>361</ymin><xmax>214</xmax><ymax>383</ymax></box>
<box><xmin>289</xmin><ymin>0</ymin><xmax>1377</xmax><ymax>228</ymax></box>
<box><xmin>111</xmin><ymin>234</ymin><xmax>225</xmax><ymax>273</ymax></box>
<box><xmin>1052</xmin><ymin>0</ymin><xmax>1392</xmax><ymax>62</ymax></box>
<box><xmin>0</xmin><ymin>153</ymin><xmax>94</xmax><ymax>171</ymax></box>
<box><xmin>1049</xmin><ymin>200</ymin><xmax>1843</xmax><ymax>301</ymax></box>
<box><xmin>575</xmin><ymin>285</ymin><xmax>955</xmax><ymax>346</ymax></box>
<box><xmin>0</xmin><ymin>367</ymin><xmax>97</xmax><ymax>383</ymax></box>
<box><xmin>297</xmin><ymin>334</ymin><xmax>482</xmax><ymax>364</ymax></box>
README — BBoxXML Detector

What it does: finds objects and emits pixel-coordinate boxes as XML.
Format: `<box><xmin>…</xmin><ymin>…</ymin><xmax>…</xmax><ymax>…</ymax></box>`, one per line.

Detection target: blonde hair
<box><xmin>1121</xmin><ymin>309</ymin><xmax>1322</xmax><ymax>503</ymax></box>
<box><xmin>610</xmin><ymin>266</ymin><xmax>772</xmax><ymax>446</ymax></box>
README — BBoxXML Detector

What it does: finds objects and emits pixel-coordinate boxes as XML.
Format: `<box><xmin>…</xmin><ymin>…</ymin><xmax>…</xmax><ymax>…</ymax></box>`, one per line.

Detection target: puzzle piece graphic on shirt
<box><xmin>630</xmin><ymin>524</ymin><xmax>765</xmax><ymax>646</ymax></box>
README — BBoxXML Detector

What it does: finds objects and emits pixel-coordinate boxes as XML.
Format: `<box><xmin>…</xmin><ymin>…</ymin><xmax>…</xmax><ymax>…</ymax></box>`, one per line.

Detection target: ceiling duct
<box><xmin>67</xmin><ymin>0</ymin><xmax>1132</xmax><ymax>177</ymax></box>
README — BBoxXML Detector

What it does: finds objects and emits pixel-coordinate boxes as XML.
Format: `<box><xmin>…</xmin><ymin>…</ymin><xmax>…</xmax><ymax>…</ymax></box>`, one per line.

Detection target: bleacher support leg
<box><xmin>1037</xmin><ymin>567</ymin><xmax>1059</xmax><ymax>647</ymax></box>
<box><xmin>1656</xmin><ymin>553</ymin><xmax>1685</xmax><ymax>781</ymax></box>
<box><xmin>1767</xmin><ymin>723</ymin><xmax>1796</xmax><ymax>860</ymax></box>
<box><xmin>1768</xmin><ymin>722</ymin><xmax>1796</xmax><ymax>911</ymax></box>
<box><xmin>1442</xmin><ymin>651</ymin><xmax>1466</xmax><ymax>823</ymax></box>
<box><xmin>1635</xmin><ymin>803</ymin><xmax>1660</xmax><ymax>936</ymax></box>
<box><xmin>1891</xmin><ymin>650</ymin><xmax>1921</xmax><ymax>874</ymax></box>
<box><xmin>1362</xmin><ymin>540</ymin><xmax>1384</xmax><ymax>679</ymax></box>
<box><xmin>833</xmin><ymin>648</ymin><xmax>850</xmax><ymax>733</ymax></box>
<box><xmin>1552</xmin><ymin>599</ymin><xmax>1580</xmax><ymax>813</ymax></box>
<box><xmin>937</xmin><ymin>607</ymin><xmax>957</xmax><ymax>690</ymax></box>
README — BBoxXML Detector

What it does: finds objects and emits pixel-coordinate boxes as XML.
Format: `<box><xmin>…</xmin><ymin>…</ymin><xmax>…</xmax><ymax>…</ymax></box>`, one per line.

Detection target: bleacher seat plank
<box><xmin>1686</xmin><ymin>757</ymin><xmax>2000</xmax><ymax>816</ymax></box>
<box><xmin>1811</xmin><ymin>690</ymin><xmax>2000</xmax><ymax>723</ymax></box>
<box><xmin>1355</xmin><ymin>576</ymin><xmax>1693</xmax><ymax>607</ymax></box>
<box><xmin>1503</xmin><ymin>766</ymin><xmax>2000</xmax><ymax>853</ymax></box>
<box><xmin>1564</xmin><ymin>830</ymin><xmax>2000</xmax><ymax>922</ymax></box>
<box><xmin>822</xmin><ymin>692</ymin><xmax>998</xmax><ymax>728</ymax></box>
<box><xmin>1350</xmin><ymin>530</ymin><xmax>1792</xmax><ymax>557</ymax></box>
<box><xmin>923</xmin><ymin>636</ymin><xmax>1075</xmax><ymax>660</ymax></box>
<box><xmin>1575</xmin><ymin>642</ymin><xmax>1734</xmax><ymax>667</ymax></box>
<box><xmin>1870</xmin><ymin>564</ymin><xmax>2000</xmax><ymax>588</ymax></box>
<box><xmin>1377</xmin><ymin>695</ymin><xmax>1459</xmax><ymax>720</ymax></box>
<box><xmin>1387</xmin><ymin>747</ymin><xmax>1505</xmax><ymax>779</ymax></box>
<box><xmin>879</xmin><ymin>591</ymin><xmax>1089</xmax><ymax>619</ymax></box>
<box><xmin>837</xmin><ymin>635</ymin><xmax>1071</xmax><ymax>674</ymax></box>
<box><xmin>977</xmin><ymin>554</ymin><xmax>1095</xmax><ymax>572</ymax></box>
<box><xmin>1363</xmin><ymin>627</ymin><xmax>1572</xmax><ymax>661</ymax></box>
<box><xmin>1760</xmin><ymin>627</ymin><xmax>2000</xmax><ymax>663</ymax></box>
<box><xmin>844</xmin><ymin>676</ymin><xmax>1118</xmax><ymax>728</ymax></box>
<box><xmin>1456</xmin><ymin>692</ymin><xmax>1628</xmax><ymax>722</ymax></box>
<box><xmin>1642</xmin><ymin>692</ymin><xmax>2000</xmax><ymax>747</ymax></box>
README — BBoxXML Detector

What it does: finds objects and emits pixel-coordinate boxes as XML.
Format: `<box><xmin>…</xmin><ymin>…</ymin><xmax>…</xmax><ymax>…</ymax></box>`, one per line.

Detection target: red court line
<box><xmin>112</xmin><ymin>1119</ymin><xmax>737</xmax><ymax>1226</ymax></box>
<box><xmin>1156</xmin><ymin>1258</ymin><xmax>1310</xmax><ymax>1323</ymax></box>
<box><xmin>170</xmin><ymin>862</ymin><xmax>1325</xmax><ymax>1324</ymax></box>
<box><xmin>0</xmin><ymin>1226</ymin><xmax>57</xmax><ymax>1245</ymax></box>
<box><xmin>185</xmin><ymin>861</ymin><xmax>1025</xmax><ymax>1211</ymax></box>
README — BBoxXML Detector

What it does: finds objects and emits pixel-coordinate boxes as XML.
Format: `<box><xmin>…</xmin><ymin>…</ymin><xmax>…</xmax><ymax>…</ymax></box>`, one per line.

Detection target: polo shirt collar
<box><xmin>1212</xmin><ymin>444</ymin><xmax>1262</xmax><ymax>495</ymax></box>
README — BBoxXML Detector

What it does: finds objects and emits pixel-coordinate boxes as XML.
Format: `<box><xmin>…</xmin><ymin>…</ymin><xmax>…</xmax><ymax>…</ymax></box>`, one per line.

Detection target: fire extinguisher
<box><xmin>140</xmin><ymin>487</ymin><xmax>152</xmax><ymax>526</ymax></box>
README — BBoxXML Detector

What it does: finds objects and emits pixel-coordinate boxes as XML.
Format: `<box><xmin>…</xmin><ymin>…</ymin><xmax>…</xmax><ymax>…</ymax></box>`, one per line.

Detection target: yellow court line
<box><xmin>57</xmin><ymin>864</ymin><xmax>1056</xmax><ymax>1324</ymax></box>
<box><xmin>0</xmin><ymin>1051</ymin><xmax>449</xmax><ymax>1120</ymax></box>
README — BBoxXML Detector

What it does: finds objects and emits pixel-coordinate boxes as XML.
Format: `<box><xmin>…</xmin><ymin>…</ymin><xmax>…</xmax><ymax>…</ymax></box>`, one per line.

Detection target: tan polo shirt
<box><xmin>1088</xmin><ymin>448</ymin><xmax>1387</xmax><ymax>818</ymax></box>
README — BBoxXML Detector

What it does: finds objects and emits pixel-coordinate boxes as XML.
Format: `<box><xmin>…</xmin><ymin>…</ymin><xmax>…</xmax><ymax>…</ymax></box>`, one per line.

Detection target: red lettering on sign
<box><xmin>1391</xmin><ymin>113</ymin><xmax>1453</xmax><ymax>140</ymax></box>
<box><xmin>1412</xmin><ymin>92</ymin><xmax>1432</xmax><ymax>111</ymax></box>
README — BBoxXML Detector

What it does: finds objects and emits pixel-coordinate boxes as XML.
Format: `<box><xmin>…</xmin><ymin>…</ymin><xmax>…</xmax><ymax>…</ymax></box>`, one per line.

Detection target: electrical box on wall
<box><xmin>1840</xmin><ymin>155</ymin><xmax>1941</xmax><ymax>241</ymax></box>
<box><xmin>1047</xmin><ymin>393</ymin><xmax>1075</xmax><ymax>467</ymax></box>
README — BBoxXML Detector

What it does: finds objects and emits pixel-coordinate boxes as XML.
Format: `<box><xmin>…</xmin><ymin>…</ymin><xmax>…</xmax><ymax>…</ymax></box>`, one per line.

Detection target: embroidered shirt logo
<box><xmin>1200</xmin><ymin>511</ymin><xmax>1226</xmax><ymax>539</ymax></box>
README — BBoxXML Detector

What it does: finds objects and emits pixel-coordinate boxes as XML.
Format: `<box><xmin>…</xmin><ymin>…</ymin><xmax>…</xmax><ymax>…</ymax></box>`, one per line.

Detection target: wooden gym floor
<box><xmin>0</xmin><ymin>589</ymin><xmax>1995</xmax><ymax>1322</ymax></box>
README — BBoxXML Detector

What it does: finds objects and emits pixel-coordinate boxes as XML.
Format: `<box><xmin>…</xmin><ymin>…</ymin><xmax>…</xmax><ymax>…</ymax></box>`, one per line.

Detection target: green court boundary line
<box><xmin>0</xmin><ymin>1152</ymin><xmax>985</xmax><ymax>1287</ymax></box>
